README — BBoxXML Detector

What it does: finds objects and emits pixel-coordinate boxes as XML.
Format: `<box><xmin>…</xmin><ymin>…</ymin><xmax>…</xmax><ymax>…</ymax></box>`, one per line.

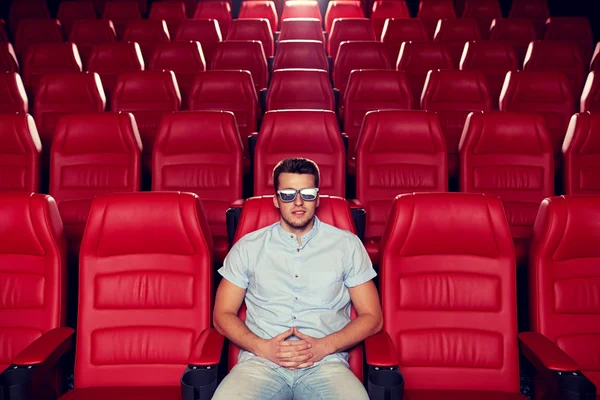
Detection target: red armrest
<box><xmin>365</xmin><ymin>331</ymin><xmax>398</xmax><ymax>367</ymax></box>
<box><xmin>348</xmin><ymin>199</ymin><xmax>363</xmax><ymax>209</ymax></box>
<box><xmin>11</xmin><ymin>327</ymin><xmax>74</xmax><ymax>366</ymax></box>
<box><xmin>518</xmin><ymin>332</ymin><xmax>580</xmax><ymax>372</ymax></box>
<box><xmin>230</xmin><ymin>199</ymin><xmax>246</xmax><ymax>208</ymax></box>
<box><xmin>188</xmin><ymin>328</ymin><xmax>225</xmax><ymax>366</ymax></box>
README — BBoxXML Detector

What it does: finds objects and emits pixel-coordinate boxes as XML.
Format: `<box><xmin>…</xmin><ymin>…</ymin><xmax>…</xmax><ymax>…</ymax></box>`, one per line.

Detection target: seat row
<box><xmin>1</xmin><ymin>189</ymin><xmax>597</xmax><ymax>399</ymax></box>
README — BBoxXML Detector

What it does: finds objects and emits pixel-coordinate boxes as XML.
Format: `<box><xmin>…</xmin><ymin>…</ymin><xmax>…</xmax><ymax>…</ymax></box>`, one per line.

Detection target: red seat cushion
<box><xmin>59</xmin><ymin>386</ymin><xmax>180</xmax><ymax>400</ymax></box>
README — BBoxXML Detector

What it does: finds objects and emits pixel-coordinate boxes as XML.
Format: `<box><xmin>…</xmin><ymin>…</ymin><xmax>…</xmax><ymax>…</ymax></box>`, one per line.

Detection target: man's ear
<box><xmin>316</xmin><ymin>195</ymin><xmax>320</xmax><ymax>208</ymax></box>
<box><xmin>273</xmin><ymin>195</ymin><xmax>280</xmax><ymax>209</ymax></box>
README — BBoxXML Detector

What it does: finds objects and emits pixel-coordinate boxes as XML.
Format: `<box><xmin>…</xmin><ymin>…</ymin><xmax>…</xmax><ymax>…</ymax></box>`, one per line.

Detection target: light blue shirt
<box><xmin>218</xmin><ymin>216</ymin><xmax>377</xmax><ymax>366</ymax></box>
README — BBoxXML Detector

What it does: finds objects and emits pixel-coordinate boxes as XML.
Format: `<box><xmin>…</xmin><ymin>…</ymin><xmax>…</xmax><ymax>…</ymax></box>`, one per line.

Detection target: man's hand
<box><xmin>256</xmin><ymin>328</ymin><xmax>314</xmax><ymax>369</ymax></box>
<box><xmin>291</xmin><ymin>327</ymin><xmax>333</xmax><ymax>365</ymax></box>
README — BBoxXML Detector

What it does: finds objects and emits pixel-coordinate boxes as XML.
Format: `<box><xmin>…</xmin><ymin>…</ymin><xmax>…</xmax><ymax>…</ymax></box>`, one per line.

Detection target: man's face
<box><xmin>273</xmin><ymin>173</ymin><xmax>320</xmax><ymax>233</ymax></box>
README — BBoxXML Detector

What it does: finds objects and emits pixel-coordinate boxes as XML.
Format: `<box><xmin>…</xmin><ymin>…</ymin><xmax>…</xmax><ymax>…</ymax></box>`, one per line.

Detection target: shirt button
<box><xmin>295</xmin><ymin>297</ymin><xmax>298</xmax><ymax>300</ymax></box>
<box><xmin>295</xmin><ymin>274</ymin><xmax>299</xmax><ymax>278</ymax></box>
<box><xmin>296</xmin><ymin>248</ymin><xmax>300</xmax><ymax>252</ymax></box>
<box><xmin>290</xmin><ymin>235</ymin><xmax>293</xmax><ymax>238</ymax></box>
<box><xmin>293</xmin><ymin>316</ymin><xmax>296</xmax><ymax>319</ymax></box>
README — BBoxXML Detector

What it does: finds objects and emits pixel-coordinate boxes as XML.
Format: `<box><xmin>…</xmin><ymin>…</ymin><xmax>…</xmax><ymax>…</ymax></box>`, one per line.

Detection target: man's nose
<box><xmin>294</xmin><ymin>193</ymin><xmax>304</xmax><ymax>206</ymax></box>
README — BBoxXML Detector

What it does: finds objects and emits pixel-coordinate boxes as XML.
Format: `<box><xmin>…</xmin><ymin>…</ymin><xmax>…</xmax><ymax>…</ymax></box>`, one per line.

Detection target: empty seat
<box><xmin>122</xmin><ymin>20</ymin><xmax>171</xmax><ymax>63</ymax></box>
<box><xmin>356</xmin><ymin>110</ymin><xmax>447</xmax><ymax>263</ymax></box>
<box><xmin>111</xmin><ymin>70</ymin><xmax>181</xmax><ymax>179</ymax></box>
<box><xmin>325</xmin><ymin>1</ymin><xmax>364</xmax><ymax>34</ymax></box>
<box><xmin>56</xmin><ymin>1</ymin><xmax>97</xmax><ymax>37</ymax></box>
<box><xmin>508</xmin><ymin>0</ymin><xmax>548</xmax><ymax>39</ymax></box>
<box><xmin>381</xmin><ymin>18</ymin><xmax>428</xmax><ymax>63</ymax></box>
<box><xmin>459</xmin><ymin>111</ymin><xmax>554</xmax><ymax>266</ymax></box>
<box><xmin>461</xmin><ymin>0</ymin><xmax>502</xmax><ymax>39</ymax></box>
<box><xmin>193</xmin><ymin>1</ymin><xmax>232</xmax><ymax>38</ymax></box>
<box><xmin>278</xmin><ymin>17</ymin><xmax>324</xmax><ymax>42</ymax></box>
<box><xmin>396</xmin><ymin>41</ymin><xmax>454</xmax><ymax>109</ymax></box>
<box><xmin>581</xmin><ymin>70</ymin><xmax>600</xmax><ymax>113</ymax></box>
<box><xmin>500</xmin><ymin>71</ymin><xmax>576</xmax><ymax>170</ymax></box>
<box><xmin>282</xmin><ymin>1</ymin><xmax>322</xmax><ymax>23</ymax></box>
<box><xmin>544</xmin><ymin>17</ymin><xmax>594</xmax><ymax>63</ymax></box>
<box><xmin>333</xmin><ymin>41</ymin><xmax>391</xmax><ymax>97</ymax></box>
<box><xmin>174</xmin><ymin>19</ymin><xmax>222</xmax><ymax>67</ymax></box>
<box><xmin>49</xmin><ymin>112</ymin><xmax>141</xmax><ymax>258</ymax></box>
<box><xmin>273</xmin><ymin>40</ymin><xmax>328</xmax><ymax>70</ymax></box>
<box><xmin>255</xmin><ymin>110</ymin><xmax>346</xmax><ymax>196</ymax></box>
<box><xmin>227</xmin><ymin>19</ymin><xmax>274</xmax><ymax>58</ymax></box>
<box><xmin>14</xmin><ymin>19</ymin><xmax>64</xmax><ymax>58</ymax></box>
<box><xmin>371</xmin><ymin>1</ymin><xmax>411</xmax><ymax>41</ymax></box>
<box><xmin>562</xmin><ymin>112</ymin><xmax>600</xmax><ymax>195</ymax></box>
<box><xmin>238</xmin><ymin>1</ymin><xmax>278</xmax><ymax>33</ymax></box>
<box><xmin>0</xmin><ymin>72</ymin><xmax>28</xmax><ymax>114</ymax></box>
<box><xmin>267</xmin><ymin>68</ymin><xmax>334</xmax><ymax>111</ymax></box>
<box><xmin>0</xmin><ymin>42</ymin><xmax>18</xmax><ymax>72</ymax></box>
<box><xmin>149</xmin><ymin>1</ymin><xmax>187</xmax><ymax>37</ymax></box>
<box><xmin>460</xmin><ymin>41</ymin><xmax>518</xmax><ymax>108</ymax></box>
<box><xmin>416</xmin><ymin>0</ymin><xmax>456</xmax><ymax>39</ymax></box>
<box><xmin>102</xmin><ymin>0</ymin><xmax>142</xmax><ymax>37</ymax></box>
<box><xmin>8</xmin><ymin>0</ymin><xmax>50</xmax><ymax>35</ymax></box>
<box><xmin>433</xmin><ymin>18</ymin><xmax>481</xmax><ymax>67</ymax></box>
<box><xmin>0</xmin><ymin>114</ymin><xmax>41</xmax><ymax>192</ymax></box>
<box><xmin>422</xmin><ymin>69</ymin><xmax>492</xmax><ymax>177</ymax></box>
<box><xmin>87</xmin><ymin>42</ymin><xmax>144</xmax><ymax>101</ymax></box>
<box><xmin>211</xmin><ymin>40</ymin><xmax>268</xmax><ymax>91</ymax></box>
<box><xmin>489</xmin><ymin>18</ymin><xmax>537</xmax><ymax>67</ymax></box>
<box><xmin>523</xmin><ymin>40</ymin><xmax>587</xmax><ymax>99</ymax></box>
<box><xmin>328</xmin><ymin>18</ymin><xmax>375</xmax><ymax>60</ymax></box>
<box><xmin>591</xmin><ymin>42</ymin><xmax>599</xmax><ymax>71</ymax></box>
<box><xmin>68</xmin><ymin>19</ymin><xmax>117</xmax><ymax>67</ymax></box>
<box><xmin>152</xmin><ymin>111</ymin><xmax>243</xmax><ymax>263</ymax></box>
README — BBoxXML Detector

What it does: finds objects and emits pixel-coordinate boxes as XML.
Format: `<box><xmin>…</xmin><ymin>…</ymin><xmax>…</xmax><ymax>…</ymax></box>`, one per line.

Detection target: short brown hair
<box><xmin>272</xmin><ymin>158</ymin><xmax>320</xmax><ymax>192</ymax></box>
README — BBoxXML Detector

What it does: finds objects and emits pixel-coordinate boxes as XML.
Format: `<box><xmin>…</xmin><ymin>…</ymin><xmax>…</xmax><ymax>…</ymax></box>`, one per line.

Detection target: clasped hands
<box><xmin>258</xmin><ymin>327</ymin><xmax>332</xmax><ymax>370</ymax></box>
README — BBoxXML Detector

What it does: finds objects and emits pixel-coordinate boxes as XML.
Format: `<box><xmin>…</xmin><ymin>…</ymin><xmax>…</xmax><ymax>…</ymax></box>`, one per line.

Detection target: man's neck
<box><xmin>280</xmin><ymin>219</ymin><xmax>315</xmax><ymax>245</ymax></box>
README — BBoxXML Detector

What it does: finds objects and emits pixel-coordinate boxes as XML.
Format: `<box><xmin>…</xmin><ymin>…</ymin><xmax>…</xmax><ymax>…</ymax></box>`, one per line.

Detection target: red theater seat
<box><xmin>592</xmin><ymin>42</ymin><xmax>599</xmax><ymax>71</ymax></box>
<box><xmin>0</xmin><ymin>114</ymin><xmax>41</xmax><ymax>192</ymax></box>
<box><xmin>333</xmin><ymin>41</ymin><xmax>391</xmax><ymax>97</ymax></box>
<box><xmin>227</xmin><ymin>19</ymin><xmax>274</xmax><ymax>58</ymax></box>
<box><xmin>371</xmin><ymin>1</ymin><xmax>411</xmax><ymax>42</ymax></box>
<box><xmin>0</xmin><ymin>72</ymin><xmax>28</xmax><ymax>114</ymax></box>
<box><xmin>57</xmin><ymin>191</ymin><xmax>218</xmax><ymax>400</ymax></box>
<box><xmin>102</xmin><ymin>0</ymin><xmax>142</xmax><ymax>38</ymax></box>
<box><xmin>416</xmin><ymin>0</ymin><xmax>456</xmax><ymax>39</ymax></box>
<box><xmin>193</xmin><ymin>1</ymin><xmax>231</xmax><ymax>38</ymax></box>
<box><xmin>421</xmin><ymin>69</ymin><xmax>492</xmax><ymax>178</ymax></box>
<box><xmin>174</xmin><ymin>19</ymin><xmax>222</xmax><ymax>67</ymax></box>
<box><xmin>356</xmin><ymin>110</ymin><xmax>447</xmax><ymax>264</ymax></box>
<box><xmin>367</xmin><ymin>192</ymin><xmax>525</xmax><ymax>397</ymax></box>
<box><xmin>149</xmin><ymin>1</ymin><xmax>187</xmax><ymax>38</ymax></box>
<box><xmin>328</xmin><ymin>18</ymin><xmax>375</xmax><ymax>60</ymax></box>
<box><xmin>267</xmin><ymin>68</ymin><xmax>334</xmax><ymax>111</ymax></box>
<box><xmin>544</xmin><ymin>17</ymin><xmax>594</xmax><ymax>63</ymax></box>
<box><xmin>508</xmin><ymin>0</ymin><xmax>548</xmax><ymax>39</ymax></box>
<box><xmin>459</xmin><ymin>111</ymin><xmax>554</xmax><ymax>267</ymax></box>
<box><xmin>273</xmin><ymin>40</ymin><xmax>328</xmax><ymax>70</ymax></box>
<box><xmin>0</xmin><ymin>19</ymin><xmax>8</xmax><ymax>42</ymax></box>
<box><xmin>14</xmin><ymin>19</ymin><xmax>64</xmax><ymax>58</ymax></box>
<box><xmin>325</xmin><ymin>0</ymin><xmax>364</xmax><ymax>34</ymax></box>
<box><xmin>8</xmin><ymin>0</ymin><xmax>50</xmax><ymax>36</ymax></box>
<box><xmin>152</xmin><ymin>111</ymin><xmax>243</xmax><ymax>264</ymax></box>
<box><xmin>278</xmin><ymin>18</ymin><xmax>324</xmax><ymax>42</ymax></box>
<box><xmin>396</xmin><ymin>41</ymin><xmax>454</xmax><ymax>109</ymax></box>
<box><xmin>381</xmin><ymin>18</ymin><xmax>428</xmax><ymax>63</ymax></box>
<box><xmin>461</xmin><ymin>0</ymin><xmax>502</xmax><ymax>39</ymax></box>
<box><xmin>254</xmin><ymin>110</ymin><xmax>345</xmax><ymax>196</ymax></box>
<box><xmin>433</xmin><ymin>18</ymin><xmax>481</xmax><ymax>67</ymax></box>
<box><xmin>49</xmin><ymin>113</ymin><xmax>141</xmax><ymax>259</ymax></box>
<box><xmin>122</xmin><ymin>20</ymin><xmax>171</xmax><ymax>64</ymax></box>
<box><xmin>239</xmin><ymin>1</ymin><xmax>278</xmax><ymax>33</ymax></box>
<box><xmin>581</xmin><ymin>70</ymin><xmax>600</xmax><ymax>113</ymax></box>
<box><xmin>211</xmin><ymin>40</ymin><xmax>268</xmax><ymax>91</ymax></box>
<box><xmin>489</xmin><ymin>18</ymin><xmax>537</xmax><ymax>67</ymax></box>
<box><xmin>56</xmin><ymin>1</ymin><xmax>97</xmax><ymax>37</ymax></box>
<box><xmin>282</xmin><ymin>1</ymin><xmax>322</xmax><ymax>23</ymax></box>
<box><xmin>68</xmin><ymin>20</ymin><xmax>117</xmax><ymax>68</ymax></box>
<box><xmin>562</xmin><ymin>112</ymin><xmax>600</xmax><ymax>195</ymax></box>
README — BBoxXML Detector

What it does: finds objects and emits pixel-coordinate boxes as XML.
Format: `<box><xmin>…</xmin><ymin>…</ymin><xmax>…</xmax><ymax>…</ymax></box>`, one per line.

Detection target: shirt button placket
<box><xmin>292</xmin><ymin>244</ymin><xmax>300</xmax><ymax>326</ymax></box>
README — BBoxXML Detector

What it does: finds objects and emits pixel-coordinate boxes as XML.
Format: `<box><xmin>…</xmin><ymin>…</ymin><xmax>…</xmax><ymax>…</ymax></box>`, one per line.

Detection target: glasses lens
<box><xmin>278</xmin><ymin>190</ymin><xmax>297</xmax><ymax>202</ymax></box>
<box><xmin>300</xmin><ymin>188</ymin><xmax>318</xmax><ymax>201</ymax></box>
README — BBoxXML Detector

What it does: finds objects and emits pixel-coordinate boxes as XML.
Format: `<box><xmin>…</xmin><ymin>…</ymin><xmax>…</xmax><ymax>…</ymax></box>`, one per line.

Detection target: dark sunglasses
<box><xmin>276</xmin><ymin>188</ymin><xmax>319</xmax><ymax>202</ymax></box>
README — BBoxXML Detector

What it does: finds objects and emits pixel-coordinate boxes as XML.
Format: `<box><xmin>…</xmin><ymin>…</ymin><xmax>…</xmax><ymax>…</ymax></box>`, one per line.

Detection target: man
<box><xmin>213</xmin><ymin>158</ymin><xmax>382</xmax><ymax>400</ymax></box>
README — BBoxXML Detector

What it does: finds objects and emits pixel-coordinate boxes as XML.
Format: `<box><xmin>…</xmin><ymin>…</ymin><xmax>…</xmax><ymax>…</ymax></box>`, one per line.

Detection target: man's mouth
<box><xmin>291</xmin><ymin>210</ymin><xmax>306</xmax><ymax>217</ymax></box>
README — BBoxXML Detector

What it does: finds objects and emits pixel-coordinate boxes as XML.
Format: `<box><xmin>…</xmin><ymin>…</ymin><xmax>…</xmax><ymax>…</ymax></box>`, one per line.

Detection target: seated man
<box><xmin>213</xmin><ymin>157</ymin><xmax>382</xmax><ymax>400</ymax></box>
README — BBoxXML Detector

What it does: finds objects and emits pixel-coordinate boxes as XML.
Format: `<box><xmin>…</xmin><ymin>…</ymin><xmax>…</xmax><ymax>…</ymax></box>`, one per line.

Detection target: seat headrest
<box><xmin>87</xmin><ymin>42</ymin><xmax>144</xmax><ymax>70</ymax></box>
<box><xmin>122</xmin><ymin>20</ymin><xmax>170</xmax><ymax>41</ymax></box>
<box><xmin>149</xmin><ymin>42</ymin><xmax>206</xmax><ymax>72</ymax></box>
<box><xmin>422</xmin><ymin>69</ymin><xmax>491</xmax><ymax>106</ymax></box>
<box><xmin>501</xmin><ymin>70</ymin><xmax>573</xmax><ymax>104</ymax></box>
<box><xmin>460</xmin><ymin>41</ymin><xmax>518</xmax><ymax>69</ymax></box>
<box><xmin>36</xmin><ymin>72</ymin><xmax>106</xmax><ymax>108</ymax></box>
<box><xmin>0</xmin><ymin>113</ymin><xmax>41</xmax><ymax>155</ymax></box>
<box><xmin>112</xmin><ymin>71</ymin><xmax>181</xmax><ymax>107</ymax></box>
<box><xmin>397</xmin><ymin>41</ymin><xmax>453</xmax><ymax>69</ymax></box>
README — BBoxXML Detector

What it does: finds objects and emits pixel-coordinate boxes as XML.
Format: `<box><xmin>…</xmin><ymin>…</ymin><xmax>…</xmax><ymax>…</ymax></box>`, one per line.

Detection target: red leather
<box><xmin>267</xmin><ymin>68</ymin><xmax>334</xmax><ymax>111</ymax></box>
<box><xmin>461</xmin><ymin>0</ymin><xmax>502</xmax><ymax>39</ymax></box>
<box><xmin>325</xmin><ymin>1</ymin><xmax>364</xmax><ymax>34</ymax></box>
<box><xmin>0</xmin><ymin>19</ymin><xmax>7</xmax><ymax>42</ymax></box>
<box><xmin>148</xmin><ymin>42</ymin><xmax>206</xmax><ymax>109</ymax></box>
<box><xmin>279</xmin><ymin>18</ymin><xmax>325</xmax><ymax>43</ymax></box>
<box><xmin>381</xmin><ymin>19</ymin><xmax>428</xmax><ymax>63</ymax></box>
<box><xmin>14</xmin><ymin>19</ymin><xmax>63</xmax><ymax>58</ymax></box>
<box><xmin>0</xmin><ymin>114</ymin><xmax>40</xmax><ymax>192</ymax></box>
<box><xmin>282</xmin><ymin>1</ymin><xmax>322</xmax><ymax>23</ymax></box>
<box><xmin>404</xmin><ymin>390</ymin><xmax>526</xmax><ymax>399</ymax></box>
<box><xmin>500</xmin><ymin>70</ymin><xmax>576</xmax><ymax>170</ymax></box>
<box><xmin>422</xmin><ymin>70</ymin><xmax>492</xmax><ymax>177</ymax></box>
<box><xmin>72</xmin><ymin>192</ymin><xmax>213</xmax><ymax>388</ymax></box>
<box><xmin>433</xmin><ymin>18</ymin><xmax>481</xmax><ymax>67</ymax></box>
<box><xmin>68</xmin><ymin>20</ymin><xmax>117</xmax><ymax>68</ymax></box>
<box><xmin>102</xmin><ymin>1</ymin><xmax>141</xmax><ymax>38</ymax></box>
<box><xmin>152</xmin><ymin>111</ymin><xmax>243</xmax><ymax>264</ymax></box>
<box><xmin>254</xmin><ymin>110</ymin><xmax>346</xmax><ymax>196</ymax></box>
<box><xmin>0</xmin><ymin>72</ymin><xmax>28</xmax><ymax>114</ymax></box>
<box><xmin>416</xmin><ymin>0</ymin><xmax>456</xmax><ymax>39</ymax></box>
<box><xmin>581</xmin><ymin>71</ymin><xmax>600</xmax><ymax>113</ymax></box>
<box><xmin>592</xmin><ymin>42</ymin><xmax>599</xmax><ymax>71</ymax></box>
<box><xmin>489</xmin><ymin>18</ymin><xmax>537</xmax><ymax>67</ymax></box>
<box><xmin>371</xmin><ymin>1</ymin><xmax>411</xmax><ymax>42</ymax></box>
<box><xmin>11</xmin><ymin>327</ymin><xmax>73</xmax><ymax>365</ymax></box>
<box><xmin>508</xmin><ymin>0</ymin><xmax>548</xmax><ymax>39</ymax></box>
<box><xmin>122</xmin><ymin>20</ymin><xmax>171</xmax><ymax>64</ymax></box>
<box><xmin>188</xmin><ymin>328</ymin><xmax>225</xmax><ymax>366</ymax></box>
<box><xmin>193</xmin><ymin>1</ymin><xmax>232</xmax><ymax>38</ymax></box>
<box><xmin>563</xmin><ymin>112</ymin><xmax>600</xmax><ymax>195</ymax></box>
<box><xmin>174</xmin><ymin>20</ymin><xmax>222</xmax><ymax>68</ymax></box>
<box><xmin>528</xmin><ymin>195</ymin><xmax>600</xmax><ymax>390</ymax></box>
<box><xmin>8</xmin><ymin>0</ymin><xmax>50</xmax><ymax>36</ymax></box>
<box><xmin>239</xmin><ymin>1</ymin><xmax>278</xmax><ymax>33</ymax></box>
<box><xmin>328</xmin><ymin>18</ymin><xmax>375</xmax><ymax>60</ymax></box>
<box><xmin>0</xmin><ymin>42</ymin><xmax>19</xmax><ymax>73</ymax></box>
<box><xmin>334</xmin><ymin>41</ymin><xmax>391</xmax><ymax>97</ymax></box>
<box><xmin>379</xmin><ymin>192</ymin><xmax>520</xmax><ymax>392</ymax></box>
<box><xmin>356</xmin><ymin>110</ymin><xmax>448</xmax><ymax>264</ymax></box>
<box><xmin>111</xmin><ymin>70</ymin><xmax>181</xmax><ymax>176</ymax></box>
<box><xmin>227</xmin><ymin>19</ymin><xmax>274</xmax><ymax>58</ymax></box>
<box><xmin>459</xmin><ymin>111</ymin><xmax>554</xmax><ymax>267</ymax></box>
<box><xmin>518</xmin><ymin>331</ymin><xmax>580</xmax><ymax>372</ymax></box>
<box><xmin>274</xmin><ymin>40</ymin><xmax>329</xmax><ymax>70</ymax></box>
<box><xmin>0</xmin><ymin>193</ymin><xmax>67</xmax><ymax>373</ymax></box>
<box><xmin>544</xmin><ymin>17</ymin><xmax>594</xmax><ymax>63</ymax></box>
<box><xmin>49</xmin><ymin>112</ymin><xmax>142</xmax><ymax>259</ymax></box>
<box><xmin>56</xmin><ymin>1</ymin><xmax>96</xmax><ymax>37</ymax></box>
<box><xmin>365</xmin><ymin>331</ymin><xmax>397</xmax><ymax>367</ymax></box>
<box><xmin>60</xmin><ymin>387</ymin><xmax>180</xmax><ymax>400</ymax></box>
<box><xmin>211</xmin><ymin>40</ymin><xmax>269</xmax><ymax>91</ymax></box>
<box><xmin>460</xmin><ymin>41</ymin><xmax>518</xmax><ymax>109</ymax></box>
<box><xmin>148</xmin><ymin>1</ymin><xmax>187</xmax><ymax>38</ymax></box>
<box><xmin>34</xmin><ymin>72</ymin><xmax>106</xmax><ymax>150</ymax></box>
<box><xmin>87</xmin><ymin>42</ymin><xmax>144</xmax><ymax>102</ymax></box>
<box><xmin>396</xmin><ymin>41</ymin><xmax>455</xmax><ymax>109</ymax></box>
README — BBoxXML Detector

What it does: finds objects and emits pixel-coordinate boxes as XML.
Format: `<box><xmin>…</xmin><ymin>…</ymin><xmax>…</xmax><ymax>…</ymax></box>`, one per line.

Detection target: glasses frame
<box><xmin>276</xmin><ymin>188</ymin><xmax>320</xmax><ymax>203</ymax></box>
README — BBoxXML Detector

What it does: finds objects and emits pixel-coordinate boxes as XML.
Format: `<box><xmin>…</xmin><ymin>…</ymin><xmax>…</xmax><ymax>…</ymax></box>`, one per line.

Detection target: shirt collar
<box><xmin>276</xmin><ymin>216</ymin><xmax>321</xmax><ymax>248</ymax></box>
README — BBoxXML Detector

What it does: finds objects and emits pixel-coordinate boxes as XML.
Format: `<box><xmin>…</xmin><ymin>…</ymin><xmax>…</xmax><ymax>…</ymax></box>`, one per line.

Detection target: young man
<box><xmin>212</xmin><ymin>158</ymin><xmax>382</xmax><ymax>400</ymax></box>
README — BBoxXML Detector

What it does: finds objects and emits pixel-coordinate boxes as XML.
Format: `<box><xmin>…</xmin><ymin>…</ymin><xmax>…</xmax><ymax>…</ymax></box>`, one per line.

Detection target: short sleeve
<box><xmin>344</xmin><ymin>234</ymin><xmax>377</xmax><ymax>288</ymax></box>
<box><xmin>218</xmin><ymin>243</ymin><xmax>249</xmax><ymax>289</ymax></box>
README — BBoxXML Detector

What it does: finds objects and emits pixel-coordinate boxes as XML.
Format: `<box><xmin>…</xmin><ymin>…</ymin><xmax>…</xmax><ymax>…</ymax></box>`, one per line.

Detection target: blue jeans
<box><xmin>212</xmin><ymin>357</ymin><xmax>369</xmax><ymax>400</ymax></box>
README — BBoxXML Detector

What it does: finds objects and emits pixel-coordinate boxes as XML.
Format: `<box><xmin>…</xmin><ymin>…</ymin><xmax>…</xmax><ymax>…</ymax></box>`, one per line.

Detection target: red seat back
<box><xmin>227</xmin><ymin>19</ymin><xmax>274</xmax><ymax>58</ymax></box>
<box><xmin>581</xmin><ymin>70</ymin><xmax>600</xmax><ymax>113</ymax></box>
<box><xmin>543</xmin><ymin>17</ymin><xmax>594</xmax><ymax>62</ymax></box>
<box><xmin>333</xmin><ymin>41</ymin><xmax>391</xmax><ymax>96</ymax></box>
<box><xmin>0</xmin><ymin>72</ymin><xmax>28</xmax><ymax>114</ymax></box>
<box><xmin>14</xmin><ymin>19</ymin><xmax>64</xmax><ymax>58</ymax></box>
<box><xmin>562</xmin><ymin>112</ymin><xmax>600</xmax><ymax>195</ymax></box>
<box><xmin>0</xmin><ymin>42</ymin><xmax>18</xmax><ymax>73</ymax></box>
<box><xmin>508</xmin><ymin>0</ymin><xmax>548</xmax><ymax>38</ymax></box>
<box><xmin>273</xmin><ymin>40</ymin><xmax>328</xmax><ymax>70</ymax></box>
<box><xmin>282</xmin><ymin>1</ymin><xmax>322</xmax><ymax>23</ymax></box>
<box><xmin>325</xmin><ymin>1</ymin><xmax>364</xmax><ymax>34</ymax></box>
<box><xmin>193</xmin><ymin>1</ymin><xmax>232</xmax><ymax>38</ymax></box>
<box><xmin>461</xmin><ymin>0</ymin><xmax>502</xmax><ymax>39</ymax></box>
<box><xmin>591</xmin><ymin>42</ymin><xmax>599</xmax><ymax>71</ymax></box>
<box><xmin>0</xmin><ymin>114</ymin><xmax>41</xmax><ymax>192</ymax></box>
<box><xmin>371</xmin><ymin>1</ymin><xmax>411</xmax><ymax>41</ymax></box>
<box><xmin>416</xmin><ymin>0</ymin><xmax>456</xmax><ymax>39</ymax></box>
<box><xmin>56</xmin><ymin>1</ymin><xmax>97</xmax><ymax>37</ymax></box>
<box><xmin>328</xmin><ymin>18</ymin><xmax>375</xmax><ymax>60</ymax></box>
<box><xmin>8</xmin><ymin>0</ymin><xmax>50</xmax><ymax>36</ymax></box>
<box><xmin>122</xmin><ymin>20</ymin><xmax>171</xmax><ymax>63</ymax></box>
<box><xmin>0</xmin><ymin>19</ymin><xmax>7</xmax><ymax>42</ymax></box>
<box><xmin>239</xmin><ymin>1</ymin><xmax>279</xmax><ymax>32</ymax></box>
<box><xmin>267</xmin><ymin>68</ymin><xmax>334</xmax><ymax>111</ymax></box>
<box><xmin>380</xmin><ymin>18</ymin><xmax>428</xmax><ymax>63</ymax></box>
<box><xmin>174</xmin><ymin>19</ymin><xmax>222</xmax><ymax>67</ymax></box>
<box><xmin>68</xmin><ymin>20</ymin><xmax>117</xmax><ymax>68</ymax></box>
<box><xmin>149</xmin><ymin>1</ymin><xmax>187</xmax><ymax>38</ymax></box>
<box><xmin>279</xmin><ymin>17</ymin><xmax>324</xmax><ymax>42</ymax></box>
<box><xmin>433</xmin><ymin>18</ymin><xmax>480</xmax><ymax>67</ymax></box>
<box><xmin>489</xmin><ymin>18</ymin><xmax>537</xmax><ymax>67</ymax></box>
<box><xmin>102</xmin><ymin>0</ymin><xmax>142</xmax><ymax>37</ymax></box>
<box><xmin>211</xmin><ymin>40</ymin><xmax>269</xmax><ymax>91</ymax></box>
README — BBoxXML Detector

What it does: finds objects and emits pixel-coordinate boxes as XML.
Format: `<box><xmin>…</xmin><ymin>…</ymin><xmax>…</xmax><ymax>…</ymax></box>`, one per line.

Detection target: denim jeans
<box><xmin>212</xmin><ymin>357</ymin><xmax>369</xmax><ymax>400</ymax></box>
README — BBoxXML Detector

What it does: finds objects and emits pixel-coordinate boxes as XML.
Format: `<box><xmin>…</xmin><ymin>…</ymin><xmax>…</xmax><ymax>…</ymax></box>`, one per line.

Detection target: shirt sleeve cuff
<box><xmin>218</xmin><ymin>267</ymin><xmax>249</xmax><ymax>289</ymax></box>
<box><xmin>345</xmin><ymin>268</ymin><xmax>377</xmax><ymax>288</ymax></box>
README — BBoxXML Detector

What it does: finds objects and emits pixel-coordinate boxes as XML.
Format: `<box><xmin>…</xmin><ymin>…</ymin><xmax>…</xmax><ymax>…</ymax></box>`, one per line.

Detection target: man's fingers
<box><xmin>276</xmin><ymin>348</ymin><xmax>312</xmax><ymax>359</ymax></box>
<box><xmin>278</xmin><ymin>359</ymin><xmax>311</xmax><ymax>368</ymax></box>
<box><xmin>273</xmin><ymin>328</ymin><xmax>294</xmax><ymax>341</ymax></box>
<box><xmin>277</xmin><ymin>340</ymin><xmax>311</xmax><ymax>349</ymax></box>
<box><xmin>296</xmin><ymin>361</ymin><xmax>314</xmax><ymax>369</ymax></box>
